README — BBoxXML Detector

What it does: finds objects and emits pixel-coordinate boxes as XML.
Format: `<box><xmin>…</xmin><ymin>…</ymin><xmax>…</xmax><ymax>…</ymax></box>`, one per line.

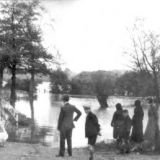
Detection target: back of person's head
<box><xmin>83</xmin><ymin>105</ymin><xmax>91</xmax><ymax>110</ymax></box>
<box><xmin>123</xmin><ymin>109</ymin><xmax>129</xmax><ymax>117</ymax></box>
<box><xmin>62</xmin><ymin>95</ymin><xmax>70</xmax><ymax>102</ymax></box>
<box><xmin>116</xmin><ymin>103</ymin><xmax>122</xmax><ymax>111</ymax></box>
<box><xmin>83</xmin><ymin>105</ymin><xmax>91</xmax><ymax>114</ymax></box>
<box><xmin>135</xmin><ymin>100</ymin><xmax>141</xmax><ymax>107</ymax></box>
<box><xmin>123</xmin><ymin>109</ymin><xmax>128</xmax><ymax>114</ymax></box>
<box><xmin>147</xmin><ymin>98</ymin><xmax>153</xmax><ymax>104</ymax></box>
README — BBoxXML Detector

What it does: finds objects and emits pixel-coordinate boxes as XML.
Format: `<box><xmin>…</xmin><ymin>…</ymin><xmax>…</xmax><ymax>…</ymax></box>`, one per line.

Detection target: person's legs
<box><xmin>88</xmin><ymin>144</ymin><xmax>94</xmax><ymax>160</ymax></box>
<box><xmin>125</xmin><ymin>139</ymin><xmax>131</xmax><ymax>153</ymax></box>
<box><xmin>66</xmin><ymin>129</ymin><xmax>72</xmax><ymax>156</ymax></box>
<box><xmin>88</xmin><ymin>136</ymin><xmax>97</xmax><ymax>160</ymax></box>
<box><xmin>59</xmin><ymin>131</ymin><xmax>65</xmax><ymax>156</ymax></box>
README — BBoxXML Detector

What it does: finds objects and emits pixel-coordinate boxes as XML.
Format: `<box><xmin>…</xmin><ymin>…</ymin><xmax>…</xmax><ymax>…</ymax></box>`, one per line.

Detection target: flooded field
<box><xmin>14</xmin><ymin>82</ymin><xmax>149</xmax><ymax>148</ymax></box>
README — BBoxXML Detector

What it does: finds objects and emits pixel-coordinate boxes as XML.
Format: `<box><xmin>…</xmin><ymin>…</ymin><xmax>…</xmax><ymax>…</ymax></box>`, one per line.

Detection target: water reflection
<box><xmin>15</xmin><ymin>82</ymin><xmax>149</xmax><ymax>148</ymax></box>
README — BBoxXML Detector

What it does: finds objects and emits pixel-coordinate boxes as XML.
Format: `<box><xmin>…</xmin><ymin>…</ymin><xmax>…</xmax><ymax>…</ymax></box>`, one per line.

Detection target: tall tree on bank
<box><xmin>21</xmin><ymin>0</ymin><xmax>54</xmax><ymax>139</ymax></box>
<box><xmin>0</xmin><ymin>0</ymin><xmax>28</xmax><ymax>108</ymax></box>
<box><xmin>0</xmin><ymin>0</ymin><xmax>55</xmax><ymax>139</ymax></box>
<box><xmin>128</xmin><ymin>21</ymin><xmax>160</xmax><ymax>150</ymax></box>
<box><xmin>0</xmin><ymin>50</ymin><xmax>10</xmax><ymax>115</ymax></box>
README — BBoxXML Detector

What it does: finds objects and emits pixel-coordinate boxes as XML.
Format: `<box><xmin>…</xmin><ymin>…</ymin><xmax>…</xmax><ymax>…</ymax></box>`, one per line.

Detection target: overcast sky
<box><xmin>40</xmin><ymin>0</ymin><xmax>160</xmax><ymax>73</ymax></box>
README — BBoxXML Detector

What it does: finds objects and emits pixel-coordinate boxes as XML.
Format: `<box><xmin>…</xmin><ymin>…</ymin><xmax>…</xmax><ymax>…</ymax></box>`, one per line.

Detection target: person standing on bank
<box><xmin>143</xmin><ymin>98</ymin><xmax>159</xmax><ymax>151</ymax></box>
<box><xmin>84</xmin><ymin>106</ymin><xmax>101</xmax><ymax>160</ymax></box>
<box><xmin>56</xmin><ymin>95</ymin><xmax>82</xmax><ymax>157</ymax></box>
<box><xmin>111</xmin><ymin>103</ymin><xmax>124</xmax><ymax>147</ymax></box>
<box><xmin>131</xmin><ymin>100</ymin><xmax>144</xmax><ymax>143</ymax></box>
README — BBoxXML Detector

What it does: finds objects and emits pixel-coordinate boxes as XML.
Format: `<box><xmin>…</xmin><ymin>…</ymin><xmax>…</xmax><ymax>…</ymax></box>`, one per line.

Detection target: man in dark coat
<box><xmin>84</xmin><ymin>106</ymin><xmax>100</xmax><ymax>160</ymax></box>
<box><xmin>56</xmin><ymin>95</ymin><xmax>82</xmax><ymax>157</ymax></box>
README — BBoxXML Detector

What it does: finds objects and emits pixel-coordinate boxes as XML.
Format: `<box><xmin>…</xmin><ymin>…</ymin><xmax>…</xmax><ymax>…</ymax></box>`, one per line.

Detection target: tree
<box><xmin>0</xmin><ymin>49</ymin><xmax>10</xmax><ymax>115</ymax></box>
<box><xmin>19</xmin><ymin>0</ymin><xmax>54</xmax><ymax>140</ymax></box>
<box><xmin>0</xmin><ymin>0</ymin><xmax>55</xmax><ymax>139</ymax></box>
<box><xmin>50</xmin><ymin>69</ymin><xmax>71</xmax><ymax>94</ymax></box>
<box><xmin>115</xmin><ymin>71</ymin><xmax>154</xmax><ymax>96</ymax></box>
<box><xmin>91</xmin><ymin>71</ymin><xmax>116</xmax><ymax>108</ymax></box>
<box><xmin>0</xmin><ymin>0</ymin><xmax>29</xmax><ymax>108</ymax></box>
<box><xmin>127</xmin><ymin>21</ymin><xmax>160</xmax><ymax>150</ymax></box>
<box><xmin>70</xmin><ymin>72</ymin><xmax>94</xmax><ymax>95</ymax></box>
<box><xmin>70</xmin><ymin>71</ymin><xmax>117</xmax><ymax>109</ymax></box>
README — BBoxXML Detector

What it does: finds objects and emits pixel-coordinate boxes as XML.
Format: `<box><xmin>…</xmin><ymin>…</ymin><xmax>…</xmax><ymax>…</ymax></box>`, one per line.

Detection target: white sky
<box><xmin>40</xmin><ymin>0</ymin><xmax>160</xmax><ymax>73</ymax></box>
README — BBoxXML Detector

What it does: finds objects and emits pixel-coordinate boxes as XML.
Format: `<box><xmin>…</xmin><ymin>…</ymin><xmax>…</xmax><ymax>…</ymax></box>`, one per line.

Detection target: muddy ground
<box><xmin>0</xmin><ymin>142</ymin><xmax>160</xmax><ymax>160</ymax></box>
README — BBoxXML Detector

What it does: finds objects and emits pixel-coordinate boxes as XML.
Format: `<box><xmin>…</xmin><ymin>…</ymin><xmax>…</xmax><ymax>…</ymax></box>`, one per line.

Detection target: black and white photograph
<box><xmin>0</xmin><ymin>0</ymin><xmax>160</xmax><ymax>159</ymax></box>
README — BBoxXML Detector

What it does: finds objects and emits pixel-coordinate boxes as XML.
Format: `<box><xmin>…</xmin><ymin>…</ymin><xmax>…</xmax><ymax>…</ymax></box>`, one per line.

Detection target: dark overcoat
<box><xmin>131</xmin><ymin>106</ymin><xmax>144</xmax><ymax>143</ymax></box>
<box><xmin>111</xmin><ymin>110</ymin><xmax>124</xmax><ymax>139</ymax></box>
<box><xmin>57</xmin><ymin>103</ymin><xmax>82</xmax><ymax>132</ymax></box>
<box><xmin>121</xmin><ymin>116</ymin><xmax>132</xmax><ymax>139</ymax></box>
<box><xmin>85</xmin><ymin>112</ymin><xmax>100</xmax><ymax>137</ymax></box>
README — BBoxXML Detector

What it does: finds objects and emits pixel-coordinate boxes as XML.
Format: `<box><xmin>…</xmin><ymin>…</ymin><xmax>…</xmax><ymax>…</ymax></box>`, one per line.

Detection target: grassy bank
<box><xmin>0</xmin><ymin>142</ymin><xmax>160</xmax><ymax>160</ymax></box>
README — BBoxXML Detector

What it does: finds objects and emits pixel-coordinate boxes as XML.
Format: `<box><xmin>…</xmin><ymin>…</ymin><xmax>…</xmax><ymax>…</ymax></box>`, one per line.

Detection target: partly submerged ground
<box><xmin>0</xmin><ymin>142</ymin><xmax>160</xmax><ymax>160</ymax></box>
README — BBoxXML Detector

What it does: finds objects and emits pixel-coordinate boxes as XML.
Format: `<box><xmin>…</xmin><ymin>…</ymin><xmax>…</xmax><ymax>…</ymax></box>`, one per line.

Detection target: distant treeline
<box><xmin>50</xmin><ymin>69</ymin><xmax>155</xmax><ymax>97</ymax></box>
<box><xmin>50</xmin><ymin>69</ymin><xmax>155</xmax><ymax>108</ymax></box>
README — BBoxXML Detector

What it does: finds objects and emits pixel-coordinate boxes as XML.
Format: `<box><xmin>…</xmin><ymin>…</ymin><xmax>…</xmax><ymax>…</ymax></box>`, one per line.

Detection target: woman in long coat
<box><xmin>143</xmin><ymin>98</ymin><xmax>158</xmax><ymax>150</ymax></box>
<box><xmin>131</xmin><ymin>100</ymin><xmax>144</xmax><ymax>143</ymax></box>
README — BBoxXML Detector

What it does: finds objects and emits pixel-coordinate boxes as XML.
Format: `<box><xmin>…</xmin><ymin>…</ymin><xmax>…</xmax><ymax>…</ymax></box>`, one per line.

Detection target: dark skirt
<box><xmin>88</xmin><ymin>136</ymin><xmax>97</xmax><ymax>146</ymax></box>
<box><xmin>131</xmin><ymin>122</ymin><xmax>143</xmax><ymax>143</ymax></box>
<box><xmin>113</xmin><ymin>127</ymin><xmax>123</xmax><ymax>139</ymax></box>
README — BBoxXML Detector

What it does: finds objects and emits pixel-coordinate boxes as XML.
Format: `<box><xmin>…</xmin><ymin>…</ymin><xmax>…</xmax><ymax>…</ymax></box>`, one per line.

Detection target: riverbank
<box><xmin>0</xmin><ymin>142</ymin><xmax>160</xmax><ymax>160</ymax></box>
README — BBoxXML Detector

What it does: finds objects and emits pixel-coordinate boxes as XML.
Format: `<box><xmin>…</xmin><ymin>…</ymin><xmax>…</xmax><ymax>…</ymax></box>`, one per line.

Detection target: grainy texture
<box><xmin>0</xmin><ymin>143</ymin><xmax>159</xmax><ymax>160</ymax></box>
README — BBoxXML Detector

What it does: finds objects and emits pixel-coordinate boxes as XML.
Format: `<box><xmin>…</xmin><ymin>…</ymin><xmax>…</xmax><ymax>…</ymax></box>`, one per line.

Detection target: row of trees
<box><xmin>0</xmin><ymin>0</ymin><xmax>55</xmax><ymax>139</ymax></box>
<box><xmin>50</xmin><ymin>69</ymin><xmax>155</xmax><ymax>108</ymax></box>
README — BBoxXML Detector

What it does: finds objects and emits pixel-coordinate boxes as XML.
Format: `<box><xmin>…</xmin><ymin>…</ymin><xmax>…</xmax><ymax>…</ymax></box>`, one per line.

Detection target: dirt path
<box><xmin>0</xmin><ymin>143</ymin><xmax>160</xmax><ymax>160</ymax></box>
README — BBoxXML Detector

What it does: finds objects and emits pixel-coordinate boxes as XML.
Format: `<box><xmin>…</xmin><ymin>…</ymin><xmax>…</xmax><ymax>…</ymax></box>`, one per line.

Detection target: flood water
<box><xmin>15</xmin><ymin>82</ymin><xmax>149</xmax><ymax>148</ymax></box>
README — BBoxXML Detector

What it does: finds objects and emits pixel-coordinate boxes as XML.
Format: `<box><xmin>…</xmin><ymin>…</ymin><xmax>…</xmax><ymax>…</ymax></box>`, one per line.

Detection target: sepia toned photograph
<box><xmin>0</xmin><ymin>0</ymin><xmax>160</xmax><ymax>159</ymax></box>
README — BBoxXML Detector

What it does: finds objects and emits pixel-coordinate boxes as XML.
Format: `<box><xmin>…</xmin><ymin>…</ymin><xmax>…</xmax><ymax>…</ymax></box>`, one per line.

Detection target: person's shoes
<box><xmin>89</xmin><ymin>156</ymin><xmax>93</xmax><ymax>160</ymax></box>
<box><xmin>126</xmin><ymin>149</ymin><xmax>130</xmax><ymax>154</ymax></box>
<box><xmin>56</xmin><ymin>154</ymin><xmax>64</xmax><ymax>157</ymax></box>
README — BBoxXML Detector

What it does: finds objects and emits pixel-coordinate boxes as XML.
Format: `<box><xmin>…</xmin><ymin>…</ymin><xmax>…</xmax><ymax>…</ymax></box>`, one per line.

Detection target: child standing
<box><xmin>83</xmin><ymin>106</ymin><xmax>100</xmax><ymax>160</ymax></box>
<box><xmin>120</xmin><ymin>109</ymin><xmax>132</xmax><ymax>154</ymax></box>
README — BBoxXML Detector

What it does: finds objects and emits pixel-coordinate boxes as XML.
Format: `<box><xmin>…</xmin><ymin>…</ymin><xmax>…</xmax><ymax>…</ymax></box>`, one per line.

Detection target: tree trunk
<box><xmin>29</xmin><ymin>70</ymin><xmax>35</xmax><ymax>141</ymax></box>
<box><xmin>97</xmin><ymin>95</ymin><xmax>108</xmax><ymax>109</ymax></box>
<box><xmin>0</xmin><ymin>66</ymin><xmax>4</xmax><ymax>120</ymax></box>
<box><xmin>10</xmin><ymin>64</ymin><xmax>16</xmax><ymax>108</ymax></box>
<box><xmin>153</xmin><ymin>71</ymin><xmax>160</xmax><ymax>151</ymax></box>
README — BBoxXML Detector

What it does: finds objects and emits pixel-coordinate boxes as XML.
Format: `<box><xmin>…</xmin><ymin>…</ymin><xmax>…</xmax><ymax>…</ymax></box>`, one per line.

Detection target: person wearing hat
<box><xmin>84</xmin><ymin>106</ymin><xmax>101</xmax><ymax>160</ymax></box>
<box><xmin>56</xmin><ymin>95</ymin><xmax>82</xmax><ymax>157</ymax></box>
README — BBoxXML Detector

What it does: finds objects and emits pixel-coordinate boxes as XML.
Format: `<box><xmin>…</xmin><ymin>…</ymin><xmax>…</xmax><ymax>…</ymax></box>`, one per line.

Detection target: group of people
<box><xmin>111</xmin><ymin>100</ymin><xmax>143</xmax><ymax>153</ymax></box>
<box><xmin>56</xmin><ymin>95</ymin><xmax>159</xmax><ymax>160</ymax></box>
<box><xmin>111</xmin><ymin>98</ymin><xmax>159</xmax><ymax>153</ymax></box>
